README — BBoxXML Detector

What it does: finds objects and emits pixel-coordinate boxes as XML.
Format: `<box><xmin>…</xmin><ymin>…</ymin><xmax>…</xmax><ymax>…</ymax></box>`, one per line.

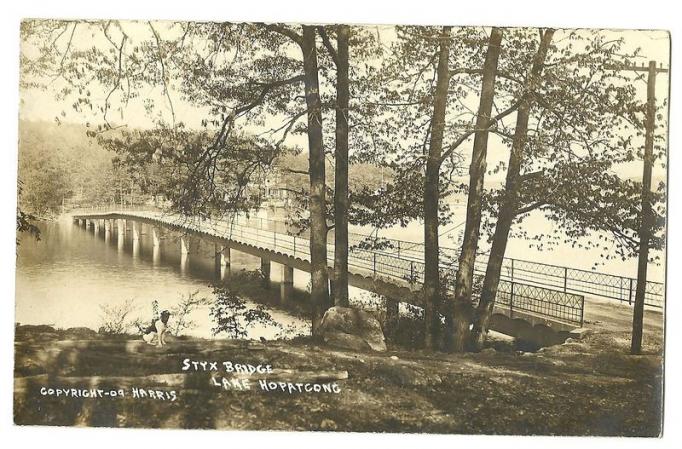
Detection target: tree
<box><xmin>468</xmin><ymin>30</ymin><xmax>666</xmax><ymax>350</ymax></box>
<box><xmin>422</xmin><ymin>26</ymin><xmax>452</xmax><ymax>350</ymax></box>
<box><xmin>323</xmin><ymin>24</ymin><xmax>351</xmax><ymax>308</ymax></box>
<box><xmin>300</xmin><ymin>25</ymin><xmax>332</xmax><ymax>331</ymax></box>
<box><xmin>21</xmin><ymin>20</ymin><xmax>335</xmax><ymax>333</ymax></box>
<box><xmin>450</xmin><ymin>28</ymin><xmax>504</xmax><ymax>353</ymax></box>
<box><xmin>348</xmin><ymin>26</ymin><xmax>517</xmax><ymax>350</ymax></box>
<box><xmin>470</xmin><ymin>28</ymin><xmax>555</xmax><ymax>350</ymax></box>
<box><xmin>16</xmin><ymin>182</ymin><xmax>41</xmax><ymax>245</ymax></box>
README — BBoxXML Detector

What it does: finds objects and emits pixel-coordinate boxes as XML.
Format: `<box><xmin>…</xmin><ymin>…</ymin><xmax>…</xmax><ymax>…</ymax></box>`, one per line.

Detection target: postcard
<box><xmin>14</xmin><ymin>19</ymin><xmax>668</xmax><ymax>435</ymax></box>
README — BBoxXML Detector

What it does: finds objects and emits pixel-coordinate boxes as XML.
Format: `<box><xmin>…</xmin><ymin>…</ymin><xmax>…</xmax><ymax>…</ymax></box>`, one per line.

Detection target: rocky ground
<box><xmin>13</xmin><ymin>317</ymin><xmax>663</xmax><ymax>435</ymax></box>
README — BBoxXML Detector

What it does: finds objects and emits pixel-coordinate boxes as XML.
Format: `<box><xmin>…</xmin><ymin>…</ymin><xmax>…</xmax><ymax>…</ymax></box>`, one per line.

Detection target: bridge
<box><xmin>70</xmin><ymin>206</ymin><xmax>662</xmax><ymax>346</ymax></box>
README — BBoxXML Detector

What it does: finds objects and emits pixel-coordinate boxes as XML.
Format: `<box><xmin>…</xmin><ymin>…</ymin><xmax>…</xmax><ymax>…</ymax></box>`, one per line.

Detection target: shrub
<box><xmin>209</xmin><ymin>285</ymin><xmax>281</xmax><ymax>339</ymax></box>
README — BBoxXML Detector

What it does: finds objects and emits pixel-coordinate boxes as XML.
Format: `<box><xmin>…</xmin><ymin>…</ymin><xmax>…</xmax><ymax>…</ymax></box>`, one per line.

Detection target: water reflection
<box><xmin>15</xmin><ymin>218</ymin><xmax>310</xmax><ymax>339</ymax></box>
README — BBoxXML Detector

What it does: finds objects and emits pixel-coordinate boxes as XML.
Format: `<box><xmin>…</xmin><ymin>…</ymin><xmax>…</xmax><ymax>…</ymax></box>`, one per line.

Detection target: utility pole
<box><xmin>617</xmin><ymin>60</ymin><xmax>668</xmax><ymax>354</ymax></box>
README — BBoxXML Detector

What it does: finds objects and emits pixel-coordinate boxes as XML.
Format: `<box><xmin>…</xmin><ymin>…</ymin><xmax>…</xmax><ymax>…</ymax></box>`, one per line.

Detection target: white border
<box><xmin>1</xmin><ymin>1</ymin><xmax>679</xmax><ymax>448</ymax></box>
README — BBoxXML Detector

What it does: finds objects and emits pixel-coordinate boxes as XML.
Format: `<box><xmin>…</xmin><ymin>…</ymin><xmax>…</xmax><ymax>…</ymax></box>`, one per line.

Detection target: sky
<box><xmin>18</xmin><ymin>22</ymin><xmax>671</xmax><ymax>183</ymax></box>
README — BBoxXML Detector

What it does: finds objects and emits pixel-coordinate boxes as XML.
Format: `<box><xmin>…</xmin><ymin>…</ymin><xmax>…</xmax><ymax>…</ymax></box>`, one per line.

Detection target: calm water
<box><xmin>15</xmin><ymin>217</ymin><xmax>311</xmax><ymax>339</ymax></box>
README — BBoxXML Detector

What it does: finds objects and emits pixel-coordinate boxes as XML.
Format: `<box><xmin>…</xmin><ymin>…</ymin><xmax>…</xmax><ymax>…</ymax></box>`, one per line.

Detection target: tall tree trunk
<box><xmin>470</xmin><ymin>29</ymin><xmax>555</xmax><ymax>351</ymax></box>
<box><xmin>334</xmin><ymin>25</ymin><xmax>350</xmax><ymax>307</ymax></box>
<box><xmin>301</xmin><ymin>26</ymin><xmax>330</xmax><ymax>333</ymax></box>
<box><xmin>449</xmin><ymin>27</ymin><xmax>503</xmax><ymax>353</ymax></box>
<box><xmin>423</xmin><ymin>26</ymin><xmax>452</xmax><ymax>350</ymax></box>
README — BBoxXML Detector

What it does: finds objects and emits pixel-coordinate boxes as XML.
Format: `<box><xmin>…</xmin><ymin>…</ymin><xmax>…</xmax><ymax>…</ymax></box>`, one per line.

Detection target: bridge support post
<box><xmin>260</xmin><ymin>258</ymin><xmax>271</xmax><ymax>289</ymax></box>
<box><xmin>104</xmin><ymin>220</ymin><xmax>111</xmax><ymax>242</ymax></box>
<box><xmin>181</xmin><ymin>236</ymin><xmax>189</xmax><ymax>255</ymax></box>
<box><xmin>385</xmin><ymin>298</ymin><xmax>400</xmax><ymax>340</ymax></box>
<box><xmin>281</xmin><ymin>265</ymin><xmax>294</xmax><ymax>304</ymax></box>
<box><xmin>214</xmin><ymin>244</ymin><xmax>229</xmax><ymax>279</ymax></box>
<box><xmin>93</xmin><ymin>220</ymin><xmax>100</xmax><ymax>234</ymax></box>
<box><xmin>329</xmin><ymin>279</ymin><xmax>336</xmax><ymax>302</ymax></box>
<box><xmin>132</xmin><ymin>238</ymin><xmax>140</xmax><ymax>258</ymax></box>
<box><xmin>153</xmin><ymin>244</ymin><xmax>161</xmax><ymax>265</ymax></box>
<box><xmin>152</xmin><ymin>227</ymin><xmax>161</xmax><ymax>248</ymax></box>
<box><xmin>132</xmin><ymin>221</ymin><xmax>140</xmax><ymax>242</ymax></box>
<box><xmin>116</xmin><ymin>219</ymin><xmax>125</xmax><ymax>248</ymax></box>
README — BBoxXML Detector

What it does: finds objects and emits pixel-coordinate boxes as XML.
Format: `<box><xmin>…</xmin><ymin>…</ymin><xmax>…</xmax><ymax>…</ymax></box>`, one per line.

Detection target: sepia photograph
<box><xmin>10</xmin><ymin>8</ymin><xmax>670</xmax><ymax>438</ymax></box>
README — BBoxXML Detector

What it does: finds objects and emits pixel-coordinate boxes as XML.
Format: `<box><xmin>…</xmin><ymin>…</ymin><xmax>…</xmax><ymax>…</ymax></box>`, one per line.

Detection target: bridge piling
<box><xmin>104</xmin><ymin>220</ymin><xmax>111</xmax><ymax>242</ymax></box>
<box><xmin>329</xmin><ymin>279</ymin><xmax>336</xmax><ymax>303</ymax></box>
<box><xmin>181</xmin><ymin>236</ymin><xmax>189</xmax><ymax>255</ymax></box>
<box><xmin>132</xmin><ymin>222</ymin><xmax>140</xmax><ymax>242</ymax></box>
<box><xmin>214</xmin><ymin>244</ymin><xmax>226</xmax><ymax>279</ymax></box>
<box><xmin>132</xmin><ymin>238</ymin><xmax>140</xmax><ymax>258</ymax></box>
<box><xmin>281</xmin><ymin>265</ymin><xmax>294</xmax><ymax>303</ymax></box>
<box><xmin>385</xmin><ymin>298</ymin><xmax>400</xmax><ymax>339</ymax></box>
<box><xmin>152</xmin><ymin>227</ymin><xmax>161</xmax><ymax>248</ymax></box>
<box><xmin>116</xmin><ymin>219</ymin><xmax>125</xmax><ymax>249</ymax></box>
<box><xmin>260</xmin><ymin>259</ymin><xmax>271</xmax><ymax>289</ymax></box>
<box><xmin>153</xmin><ymin>245</ymin><xmax>161</xmax><ymax>265</ymax></box>
<box><xmin>180</xmin><ymin>253</ymin><xmax>189</xmax><ymax>274</ymax></box>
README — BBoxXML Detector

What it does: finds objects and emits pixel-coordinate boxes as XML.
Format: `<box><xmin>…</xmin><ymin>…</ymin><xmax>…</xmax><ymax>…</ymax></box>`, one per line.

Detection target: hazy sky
<box><xmin>19</xmin><ymin>22</ymin><xmax>670</xmax><ymax>182</ymax></box>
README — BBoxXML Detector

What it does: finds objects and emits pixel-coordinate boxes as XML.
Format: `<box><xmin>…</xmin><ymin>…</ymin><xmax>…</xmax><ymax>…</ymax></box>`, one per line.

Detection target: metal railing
<box><xmin>494</xmin><ymin>281</ymin><xmax>585</xmax><ymax>326</ymax></box>
<box><xmin>488</xmin><ymin>257</ymin><xmax>664</xmax><ymax>308</ymax></box>
<box><xmin>72</xmin><ymin>206</ymin><xmax>587</xmax><ymax>327</ymax></box>
<box><xmin>71</xmin><ymin>205</ymin><xmax>664</xmax><ymax>308</ymax></box>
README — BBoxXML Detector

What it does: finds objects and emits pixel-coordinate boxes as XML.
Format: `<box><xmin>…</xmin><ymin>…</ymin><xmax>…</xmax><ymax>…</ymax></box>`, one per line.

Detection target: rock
<box><xmin>15</xmin><ymin>324</ymin><xmax>57</xmax><ymax>337</ymax></box>
<box><xmin>318</xmin><ymin>307</ymin><xmax>387</xmax><ymax>352</ymax></box>
<box><xmin>568</xmin><ymin>327</ymin><xmax>593</xmax><ymax>340</ymax></box>
<box><xmin>390</xmin><ymin>355</ymin><xmax>399</xmax><ymax>360</ymax></box>
<box><xmin>323</xmin><ymin>332</ymin><xmax>372</xmax><ymax>351</ymax></box>
<box><xmin>62</xmin><ymin>327</ymin><xmax>98</xmax><ymax>339</ymax></box>
<box><xmin>15</xmin><ymin>324</ymin><xmax>60</xmax><ymax>342</ymax></box>
<box><xmin>320</xmin><ymin>419</ymin><xmax>338</xmax><ymax>431</ymax></box>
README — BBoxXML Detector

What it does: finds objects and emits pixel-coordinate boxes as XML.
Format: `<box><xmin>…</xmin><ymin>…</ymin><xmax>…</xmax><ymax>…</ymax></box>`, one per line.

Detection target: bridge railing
<box><xmin>251</xmin><ymin>214</ymin><xmax>664</xmax><ymax>309</ymax></box>
<box><xmin>74</xmin><ymin>208</ymin><xmax>587</xmax><ymax>327</ymax></box>
<box><xmin>225</xmin><ymin>212</ymin><xmax>662</xmax><ymax>309</ymax></box>
<box><xmin>71</xmin><ymin>206</ymin><xmax>663</xmax><ymax>309</ymax></box>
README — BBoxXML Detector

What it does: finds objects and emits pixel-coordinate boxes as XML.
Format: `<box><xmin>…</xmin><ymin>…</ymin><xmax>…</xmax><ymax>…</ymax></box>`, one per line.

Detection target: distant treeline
<box><xmin>17</xmin><ymin>120</ymin><xmax>128</xmax><ymax>216</ymax></box>
<box><xmin>16</xmin><ymin>120</ymin><xmax>390</xmax><ymax>218</ymax></box>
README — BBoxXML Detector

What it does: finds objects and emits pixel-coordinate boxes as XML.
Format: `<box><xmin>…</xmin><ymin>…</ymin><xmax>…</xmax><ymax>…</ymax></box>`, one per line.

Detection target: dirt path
<box><xmin>582</xmin><ymin>295</ymin><xmax>664</xmax><ymax>353</ymax></box>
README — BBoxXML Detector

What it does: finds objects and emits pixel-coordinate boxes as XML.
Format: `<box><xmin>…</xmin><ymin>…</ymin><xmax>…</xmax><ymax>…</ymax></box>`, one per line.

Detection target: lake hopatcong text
<box><xmin>181</xmin><ymin>358</ymin><xmax>344</xmax><ymax>394</ymax></box>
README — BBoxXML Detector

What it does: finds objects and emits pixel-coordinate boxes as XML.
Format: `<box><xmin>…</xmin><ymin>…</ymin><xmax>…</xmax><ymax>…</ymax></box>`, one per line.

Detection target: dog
<box><xmin>141</xmin><ymin>310</ymin><xmax>171</xmax><ymax>347</ymax></box>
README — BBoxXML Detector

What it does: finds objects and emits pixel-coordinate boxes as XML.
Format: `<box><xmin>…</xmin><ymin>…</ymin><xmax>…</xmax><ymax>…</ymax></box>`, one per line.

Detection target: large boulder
<box><xmin>318</xmin><ymin>307</ymin><xmax>387</xmax><ymax>352</ymax></box>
